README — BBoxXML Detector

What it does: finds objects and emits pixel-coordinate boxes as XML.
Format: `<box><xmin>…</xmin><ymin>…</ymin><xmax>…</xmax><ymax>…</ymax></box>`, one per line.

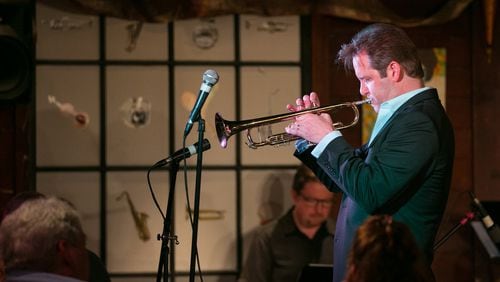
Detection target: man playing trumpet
<box><xmin>285</xmin><ymin>23</ymin><xmax>454</xmax><ymax>282</ymax></box>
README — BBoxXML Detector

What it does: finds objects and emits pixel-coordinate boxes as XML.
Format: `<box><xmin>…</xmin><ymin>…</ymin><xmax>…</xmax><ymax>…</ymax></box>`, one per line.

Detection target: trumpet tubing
<box><xmin>215</xmin><ymin>99</ymin><xmax>371</xmax><ymax>149</ymax></box>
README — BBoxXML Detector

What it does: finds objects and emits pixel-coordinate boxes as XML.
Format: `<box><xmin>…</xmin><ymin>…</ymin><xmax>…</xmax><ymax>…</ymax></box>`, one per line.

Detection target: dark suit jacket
<box><xmin>296</xmin><ymin>88</ymin><xmax>455</xmax><ymax>282</ymax></box>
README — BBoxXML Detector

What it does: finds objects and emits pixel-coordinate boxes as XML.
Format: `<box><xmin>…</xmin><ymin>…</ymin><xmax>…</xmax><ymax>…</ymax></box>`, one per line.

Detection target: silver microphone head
<box><xmin>203</xmin><ymin>69</ymin><xmax>219</xmax><ymax>86</ymax></box>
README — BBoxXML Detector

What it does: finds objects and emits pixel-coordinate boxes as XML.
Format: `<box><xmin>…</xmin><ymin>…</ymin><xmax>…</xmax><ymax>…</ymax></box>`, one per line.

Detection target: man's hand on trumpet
<box><xmin>286</xmin><ymin>92</ymin><xmax>320</xmax><ymax>111</ymax></box>
<box><xmin>285</xmin><ymin>92</ymin><xmax>334</xmax><ymax>144</ymax></box>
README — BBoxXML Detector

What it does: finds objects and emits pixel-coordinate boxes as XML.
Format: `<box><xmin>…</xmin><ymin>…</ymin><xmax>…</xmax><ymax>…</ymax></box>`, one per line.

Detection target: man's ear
<box><xmin>56</xmin><ymin>239</ymin><xmax>89</xmax><ymax>281</ymax></box>
<box><xmin>56</xmin><ymin>240</ymin><xmax>72</xmax><ymax>263</ymax></box>
<box><xmin>291</xmin><ymin>189</ymin><xmax>299</xmax><ymax>203</ymax></box>
<box><xmin>57</xmin><ymin>239</ymin><xmax>83</xmax><ymax>270</ymax></box>
<box><xmin>57</xmin><ymin>240</ymin><xmax>68</xmax><ymax>253</ymax></box>
<box><xmin>387</xmin><ymin>61</ymin><xmax>403</xmax><ymax>82</ymax></box>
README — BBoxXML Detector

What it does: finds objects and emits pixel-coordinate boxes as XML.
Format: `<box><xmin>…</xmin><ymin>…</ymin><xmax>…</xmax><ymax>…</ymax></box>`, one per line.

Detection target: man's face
<box><xmin>293</xmin><ymin>181</ymin><xmax>333</xmax><ymax>228</ymax></box>
<box><xmin>353</xmin><ymin>52</ymin><xmax>393</xmax><ymax>113</ymax></box>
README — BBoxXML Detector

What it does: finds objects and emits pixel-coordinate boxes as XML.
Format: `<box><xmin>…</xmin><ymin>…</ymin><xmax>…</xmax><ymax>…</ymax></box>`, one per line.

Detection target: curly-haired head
<box><xmin>345</xmin><ymin>215</ymin><xmax>428</xmax><ymax>282</ymax></box>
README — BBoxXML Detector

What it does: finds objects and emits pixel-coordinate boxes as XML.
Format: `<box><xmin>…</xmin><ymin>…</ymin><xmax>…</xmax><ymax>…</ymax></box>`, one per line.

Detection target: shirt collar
<box><xmin>282</xmin><ymin>207</ymin><xmax>331</xmax><ymax>238</ymax></box>
<box><xmin>379</xmin><ymin>86</ymin><xmax>431</xmax><ymax>112</ymax></box>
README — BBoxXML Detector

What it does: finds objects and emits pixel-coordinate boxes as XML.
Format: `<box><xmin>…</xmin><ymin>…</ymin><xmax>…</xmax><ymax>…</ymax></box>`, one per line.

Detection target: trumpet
<box><xmin>215</xmin><ymin>99</ymin><xmax>371</xmax><ymax>149</ymax></box>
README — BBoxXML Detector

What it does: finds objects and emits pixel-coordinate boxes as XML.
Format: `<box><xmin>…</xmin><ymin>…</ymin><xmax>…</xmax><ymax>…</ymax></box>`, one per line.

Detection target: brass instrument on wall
<box><xmin>185</xmin><ymin>206</ymin><xmax>226</xmax><ymax>221</ymax></box>
<box><xmin>215</xmin><ymin>99</ymin><xmax>371</xmax><ymax>149</ymax></box>
<box><xmin>48</xmin><ymin>95</ymin><xmax>90</xmax><ymax>128</ymax></box>
<box><xmin>116</xmin><ymin>191</ymin><xmax>151</xmax><ymax>241</ymax></box>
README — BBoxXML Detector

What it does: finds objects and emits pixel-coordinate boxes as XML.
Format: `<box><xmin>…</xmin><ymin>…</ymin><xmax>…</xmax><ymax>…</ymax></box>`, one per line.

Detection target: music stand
<box><xmin>296</xmin><ymin>263</ymin><xmax>333</xmax><ymax>282</ymax></box>
<box><xmin>470</xmin><ymin>221</ymin><xmax>500</xmax><ymax>260</ymax></box>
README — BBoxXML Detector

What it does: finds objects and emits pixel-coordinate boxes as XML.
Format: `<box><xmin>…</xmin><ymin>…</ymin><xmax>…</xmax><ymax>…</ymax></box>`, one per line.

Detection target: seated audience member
<box><xmin>0</xmin><ymin>192</ymin><xmax>110</xmax><ymax>282</ymax></box>
<box><xmin>0</xmin><ymin>195</ymin><xmax>89</xmax><ymax>282</ymax></box>
<box><xmin>0</xmin><ymin>191</ymin><xmax>46</xmax><ymax>282</ymax></box>
<box><xmin>240</xmin><ymin>165</ymin><xmax>336</xmax><ymax>282</ymax></box>
<box><xmin>344</xmin><ymin>215</ymin><xmax>429</xmax><ymax>282</ymax></box>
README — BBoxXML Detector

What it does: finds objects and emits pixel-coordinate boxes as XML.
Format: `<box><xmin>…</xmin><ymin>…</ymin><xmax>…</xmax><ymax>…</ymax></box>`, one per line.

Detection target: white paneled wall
<box><xmin>35</xmin><ymin>2</ymin><xmax>305</xmax><ymax>280</ymax></box>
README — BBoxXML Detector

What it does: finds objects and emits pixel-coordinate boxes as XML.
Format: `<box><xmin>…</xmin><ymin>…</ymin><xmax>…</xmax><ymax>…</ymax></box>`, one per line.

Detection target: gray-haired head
<box><xmin>0</xmin><ymin>196</ymin><xmax>86</xmax><ymax>274</ymax></box>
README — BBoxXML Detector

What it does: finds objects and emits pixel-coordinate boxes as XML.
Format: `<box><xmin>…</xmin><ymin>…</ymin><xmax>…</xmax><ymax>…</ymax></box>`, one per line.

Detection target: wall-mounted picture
<box><xmin>36</xmin><ymin>65</ymin><xmax>100</xmax><ymax>166</ymax></box>
<box><xmin>36</xmin><ymin>3</ymin><xmax>99</xmax><ymax>60</ymax></box>
<box><xmin>106</xmin><ymin>17</ymin><xmax>169</xmax><ymax>60</ymax></box>
<box><xmin>174</xmin><ymin>15</ymin><xmax>235</xmax><ymax>61</ymax></box>
<box><xmin>106</xmin><ymin>66</ymin><xmax>169</xmax><ymax>166</ymax></box>
<box><xmin>106</xmin><ymin>171</ymin><xmax>169</xmax><ymax>273</ymax></box>
<box><xmin>240</xmin><ymin>15</ymin><xmax>300</xmax><ymax>62</ymax></box>
<box><xmin>240</xmin><ymin>66</ymin><xmax>302</xmax><ymax>165</ymax></box>
<box><xmin>174</xmin><ymin>170</ymin><xmax>237</xmax><ymax>272</ymax></box>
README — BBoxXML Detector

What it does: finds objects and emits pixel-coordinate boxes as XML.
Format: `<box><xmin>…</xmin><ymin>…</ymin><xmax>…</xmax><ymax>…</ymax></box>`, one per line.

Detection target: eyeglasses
<box><xmin>299</xmin><ymin>193</ymin><xmax>333</xmax><ymax>208</ymax></box>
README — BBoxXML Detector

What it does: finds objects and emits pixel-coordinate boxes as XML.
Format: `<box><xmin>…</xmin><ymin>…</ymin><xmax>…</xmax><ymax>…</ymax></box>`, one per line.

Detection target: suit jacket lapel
<box><xmin>367</xmin><ymin>88</ymin><xmax>439</xmax><ymax>148</ymax></box>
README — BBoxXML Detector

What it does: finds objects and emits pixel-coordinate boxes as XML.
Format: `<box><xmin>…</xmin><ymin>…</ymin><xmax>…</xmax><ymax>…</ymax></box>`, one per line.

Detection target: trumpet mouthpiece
<box><xmin>354</xmin><ymin>99</ymin><xmax>371</xmax><ymax>105</ymax></box>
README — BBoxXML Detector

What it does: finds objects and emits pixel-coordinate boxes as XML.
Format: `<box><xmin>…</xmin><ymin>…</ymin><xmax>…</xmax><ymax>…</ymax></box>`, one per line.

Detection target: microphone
<box><xmin>153</xmin><ymin>139</ymin><xmax>211</xmax><ymax>168</ymax></box>
<box><xmin>469</xmin><ymin>191</ymin><xmax>500</xmax><ymax>244</ymax></box>
<box><xmin>184</xmin><ymin>69</ymin><xmax>219</xmax><ymax>136</ymax></box>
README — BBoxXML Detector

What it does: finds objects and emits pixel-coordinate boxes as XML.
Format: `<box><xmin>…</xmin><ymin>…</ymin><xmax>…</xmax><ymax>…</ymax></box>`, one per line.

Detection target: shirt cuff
<box><xmin>295</xmin><ymin>138</ymin><xmax>312</xmax><ymax>154</ymax></box>
<box><xmin>311</xmin><ymin>131</ymin><xmax>342</xmax><ymax>158</ymax></box>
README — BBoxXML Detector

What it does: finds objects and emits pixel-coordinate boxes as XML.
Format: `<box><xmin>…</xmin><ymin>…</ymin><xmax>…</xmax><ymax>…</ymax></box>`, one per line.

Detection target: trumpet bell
<box><xmin>215</xmin><ymin>112</ymin><xmax>231</xmax><ymax>148</ymax></box>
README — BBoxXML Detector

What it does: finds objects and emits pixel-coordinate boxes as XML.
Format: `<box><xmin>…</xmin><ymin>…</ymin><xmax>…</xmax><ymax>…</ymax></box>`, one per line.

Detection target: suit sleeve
<box><xmin>294</xmin><ymin>146</ymin><xmax>342</xmax><ymax>193</ymax></box>
<box><xmin>315</xmin><ymin>111</ymin><xmax>439</xmax><ymax>213</ymax></box>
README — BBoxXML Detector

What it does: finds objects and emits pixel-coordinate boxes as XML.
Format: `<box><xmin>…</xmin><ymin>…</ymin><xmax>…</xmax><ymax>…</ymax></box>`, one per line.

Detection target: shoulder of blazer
<box><xmin>395</xmin><ymin>88</ymin><xmax>440</xmax><ymax>115</ymax></box>
<box><xmin>367</xmin><ymin>89</ymin><xmax>440</xmax><ymax>147</ymax></box>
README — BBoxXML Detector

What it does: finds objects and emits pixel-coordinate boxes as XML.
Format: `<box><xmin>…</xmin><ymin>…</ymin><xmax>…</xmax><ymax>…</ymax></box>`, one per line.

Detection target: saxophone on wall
<box><xmin>116</xmin><ymin>191</ymin><xmax>151</xmax><ymax>241</ymax></box>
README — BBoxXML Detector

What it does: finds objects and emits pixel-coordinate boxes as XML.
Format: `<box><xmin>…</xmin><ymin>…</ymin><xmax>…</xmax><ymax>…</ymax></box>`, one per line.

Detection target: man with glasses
<box><xmin>239</xmin><ymin>165</ymin><xmax>336</xmax><ymax>282</ymax></box>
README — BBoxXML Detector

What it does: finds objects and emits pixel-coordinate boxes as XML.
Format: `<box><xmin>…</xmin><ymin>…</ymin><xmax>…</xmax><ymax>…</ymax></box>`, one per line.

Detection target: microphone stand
<box><xmin>189</xmin><ymin>118</ymin><xmax>206</xmax><ymax>282</ymax></box>
<box><xmin>433</xmin><ymin>211</ymin><xmax>475</xmax><ymax>251</ymax></box>
<box><xmin>156</xmin><ymin>161</ymin><xmax>180</xmax><ymax>282</ymax></box>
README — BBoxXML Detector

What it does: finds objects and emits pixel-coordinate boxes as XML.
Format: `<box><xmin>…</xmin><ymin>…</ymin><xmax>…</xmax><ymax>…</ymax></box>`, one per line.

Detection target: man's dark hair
<box><xmin>292</xmin><ymin>165</ymin><xmax>320</xmax><ymax>193</ymax></box>
<box><xmin>336</xmin><ymin>23</ymin><xmax>424</xmax><ymax>79</ymax></box>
